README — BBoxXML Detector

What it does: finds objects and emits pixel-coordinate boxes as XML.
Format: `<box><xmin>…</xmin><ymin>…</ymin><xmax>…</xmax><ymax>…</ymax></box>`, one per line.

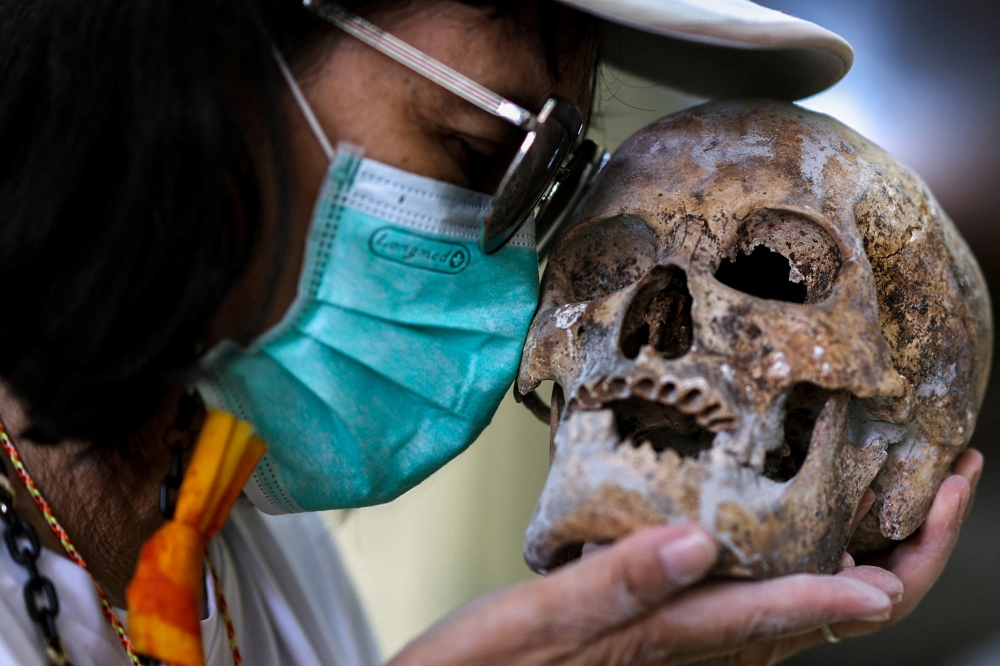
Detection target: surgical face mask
<box><xmin>195</xmin><ymin>81</ymin><xmax>539</xmax><ymax>513</ymax></box>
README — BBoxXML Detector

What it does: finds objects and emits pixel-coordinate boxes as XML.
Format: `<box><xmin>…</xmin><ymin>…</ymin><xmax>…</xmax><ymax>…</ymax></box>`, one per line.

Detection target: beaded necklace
<box><xmin>0</xmin><ymin>423</ymin><xmax>242</xmax><ymax>666</ymax></box>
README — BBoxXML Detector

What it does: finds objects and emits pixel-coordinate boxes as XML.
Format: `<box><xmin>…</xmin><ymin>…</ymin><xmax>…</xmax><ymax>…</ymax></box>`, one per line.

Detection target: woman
<box><xmin>0</xmin><ymin>0</ymin><xmax>980</xmax><ymax>664</ymax></box>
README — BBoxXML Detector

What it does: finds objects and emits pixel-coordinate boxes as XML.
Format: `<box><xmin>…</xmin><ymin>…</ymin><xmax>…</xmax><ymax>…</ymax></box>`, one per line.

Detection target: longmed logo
<box><xmin>369</xmin><ymin>227</ymin><xmax>470</xmax><ymax>274</ymax></box>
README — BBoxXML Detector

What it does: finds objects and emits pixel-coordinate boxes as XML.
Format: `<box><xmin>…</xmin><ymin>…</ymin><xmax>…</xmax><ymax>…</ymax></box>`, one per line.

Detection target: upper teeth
<box><xmin>573</xmin><ymin>373</ymin><xmax>737</xmax><ymax>432</ymax></box>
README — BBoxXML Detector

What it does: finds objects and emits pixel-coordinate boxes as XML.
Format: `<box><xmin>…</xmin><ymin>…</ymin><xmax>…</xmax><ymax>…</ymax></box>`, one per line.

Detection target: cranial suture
<box><xmin>518</xmin><ymin>100</ymin><xmax>992</xmax><ymax>577</ymax></box>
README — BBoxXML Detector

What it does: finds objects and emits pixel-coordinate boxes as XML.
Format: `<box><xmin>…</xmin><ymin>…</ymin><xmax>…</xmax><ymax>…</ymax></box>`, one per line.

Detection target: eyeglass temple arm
<box><xmin>272</xmin><ymin>47</ymin><xmax>337</xmax><ymax>160</ymax></box>
<box><xmin>304</xmin><ymin>0</ymin><xmax>538</xmax><ymax>131</ymax></box>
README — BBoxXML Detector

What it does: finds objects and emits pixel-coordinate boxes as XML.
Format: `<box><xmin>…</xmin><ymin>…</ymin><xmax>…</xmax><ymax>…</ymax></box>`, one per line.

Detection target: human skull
<box><xmin>518</xmin><ymin>100</ymin><xmax>992</xmax><ymax>577</ymax></box>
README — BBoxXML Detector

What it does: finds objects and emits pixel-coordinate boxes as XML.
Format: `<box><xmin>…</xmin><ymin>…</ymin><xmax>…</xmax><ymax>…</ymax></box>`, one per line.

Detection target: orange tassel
<box><xmin>126</xmin><ymin>410</ymin><xmax>266</xmax><ymax>666</ymax></box>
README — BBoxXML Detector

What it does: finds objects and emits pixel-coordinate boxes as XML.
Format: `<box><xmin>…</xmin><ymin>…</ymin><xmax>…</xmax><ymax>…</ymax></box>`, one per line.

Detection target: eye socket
<box><xmin>716</xmin><ymin>246</ymin><xmax>808</xmax><ymax>303</ymax></box>
<box><xmin>714</xmin><ymin>209</ymin><xmax>842</xmax><ymax>305</ymax></box>
<box><xmin>546</xmin><ymin>215</ymin><xmax>657</xmax><ymax>304</ymax></box>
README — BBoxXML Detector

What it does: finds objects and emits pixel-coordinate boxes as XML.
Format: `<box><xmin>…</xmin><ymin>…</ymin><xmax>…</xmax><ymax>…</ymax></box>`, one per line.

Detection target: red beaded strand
<box><xmin>207</xmin><ymin>553</ymin><xmax>243</xmax><ymax>665</ymax></box>
<box><xmin>0</xmin><ymin>423</ymin><xmax>243</xmax><ymax>665</ymax></box>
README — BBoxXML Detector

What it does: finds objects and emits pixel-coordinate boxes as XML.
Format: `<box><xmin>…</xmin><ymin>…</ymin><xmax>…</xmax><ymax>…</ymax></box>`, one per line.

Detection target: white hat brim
<box><xmin>558</xmin><ymin>0</ymin><xmax>854</xmax><ymax>100</ymax></box>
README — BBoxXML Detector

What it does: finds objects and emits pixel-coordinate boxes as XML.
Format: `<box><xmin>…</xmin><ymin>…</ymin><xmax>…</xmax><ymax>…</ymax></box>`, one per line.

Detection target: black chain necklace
<box><xmin>0</xmin><ymin>459</ymin><xmax>74</xmax><ymax>666</ymax></box>
<box><xmin>0</xmin><ymin>391</ymin><xmax>201</xmax><ymax>666</ymax></box>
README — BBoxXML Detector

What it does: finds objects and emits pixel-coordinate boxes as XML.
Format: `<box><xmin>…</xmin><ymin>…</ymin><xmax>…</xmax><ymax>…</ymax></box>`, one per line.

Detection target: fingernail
<box><xmin>658</xmin><ymin>531</ymin><xmax>716</xmax><ymax>585</ymax></box>
<box><xmin>840</xmin><ymin>552</ymin><xmax>856</xmax><ymax>570</ymax></box>
<box><xmin>863</xmin><ymin>571</ymin><xmax>903</xmax><ymax>603</ymax></box>
<box><xmin>858</xmin><ymin>609</ymin><xmax>893</xmax><ymax>622</ymax></box>
<box><xmin>841</xmin><ymin>578</ymin><xmax>893</xmax><ymax>619</ymax></box>
<box><xmin>878</xmin><ymin>575</ymin><xmax>903</xmax><ymax>603</ymax></box>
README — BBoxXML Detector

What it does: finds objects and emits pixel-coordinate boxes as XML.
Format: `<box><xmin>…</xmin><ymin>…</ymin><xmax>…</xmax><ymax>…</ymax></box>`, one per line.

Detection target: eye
<box><xmin>546</xmin><ymin>215</ymin><xmax>657</xmax><ymax>304</ymax></box>
<box><xmin>714</xmin><ymin>209</ymin><xmax>842</xmax><ymax>305</ymax></box>
<box><xmin>457</xmin><ymin>137</ymin><xmax>513</xmax><ymax>194</ymax></box>
<box><xmin>446</xmin><ymin>120</ymin><xmax>522</xmax><ymax>194</ymax></box>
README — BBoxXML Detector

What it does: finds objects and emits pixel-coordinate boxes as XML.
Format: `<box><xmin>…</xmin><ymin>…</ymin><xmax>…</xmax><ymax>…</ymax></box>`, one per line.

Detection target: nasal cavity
<box><xmin>619</xmin><ymin>266</ymin><xmax>693</xmax><ymax>360</ymax></box>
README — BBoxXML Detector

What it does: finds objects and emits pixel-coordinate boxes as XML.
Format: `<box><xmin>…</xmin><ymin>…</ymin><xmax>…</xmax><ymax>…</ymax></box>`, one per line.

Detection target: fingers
<box><xmin>397</xmin><ymin>452</ymin><xmax>984</xmax><ymax>666</ymax></box>
<box><xmin>611</xmin><ymin>572</ymin><xmax>896</xmax><ymax>665</ymax></box>
<box><xmin>695</xmin><ymin>566</ymin><xmax>904</xmax><ymax>665</ymax></box>
<box><xmin>953</xmin><ymin>447</ymin><xmax>984</xmax><ymax>484</ymax></box>
<box><xmin>850</xmin><ymin>489</ymin><xmax>877</xmax><ymax>534</ymax></box>
<box><xmin>823</xmin><ymin>456</ymin><xmax>978</xmax><ymax>644</ymax></box>
<box><xmin>881</xmin><ymin>474</ymin><xmax>970</xmax><ymax>615</ymax></box>
<box><xmin>953</xmin><ymin>448</ymin><xmax>984</xmax><ymax>521</ymax></box>
<box><xmin>389</xmin><ymin>524</ymin><xmax>720</xmax><ymax>666</ymax></box>
<box><xmin>888</xmin><ymin>473</ymin><xmax>971</xmax><ymax>584</ymax></box>
<box><xmin>535</xmin><ymin>523</ymin><xmax>719</xmax><ymax>624</ymax></box>
<box><xmin>834</xmin><ymin>550</ymin><xmax>855</xmax><ymax>573</ymax></box>
<box><xmin>837</xmin><ymin>491</ymin><xmax>874</xmax><ymax>573</ymax></box>
<box><xmin>835</xmin><ymin>565</ymin><xmax>904</xmax><ymax>604</ymax></box>
<box><xmin>694</xmin><ymin>630</ymin><xmax>825</xmax><ymax>666</ymax></box>
<box><xmin>705</xmin><ymin>453</ymin><xmax>984</xmax><ymax>664</ymax></box>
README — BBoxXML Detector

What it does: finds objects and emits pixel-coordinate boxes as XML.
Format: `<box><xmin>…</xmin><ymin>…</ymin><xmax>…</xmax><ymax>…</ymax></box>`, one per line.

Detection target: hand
<box><xmin>690</xmin><ymin>447</ymin><xmax>984</xmax><ymax>666</ymax></box>
<box><xmin>388</xmin><ymin>520</ymin><xmax>904</xmax><ymax>665</ymax></box>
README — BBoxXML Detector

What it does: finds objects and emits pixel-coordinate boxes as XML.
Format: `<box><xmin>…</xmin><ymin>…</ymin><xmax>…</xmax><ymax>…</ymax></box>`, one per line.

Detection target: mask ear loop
<box><xmin>272</xmin><ymin>47</ymin><xmax>336</xmax><ymax>161</ymax></box>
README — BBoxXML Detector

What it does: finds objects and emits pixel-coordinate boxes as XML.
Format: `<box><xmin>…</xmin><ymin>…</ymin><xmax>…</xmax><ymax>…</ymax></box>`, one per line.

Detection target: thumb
<box><xmin>386</xmin><ymin>524</ymin><xmax>718</xmax><ymax>666</ymax></box>
<box><xmin>537</xmin><ymin>523</ymin><xmax>719</xmax><ymax>626</ymax></box>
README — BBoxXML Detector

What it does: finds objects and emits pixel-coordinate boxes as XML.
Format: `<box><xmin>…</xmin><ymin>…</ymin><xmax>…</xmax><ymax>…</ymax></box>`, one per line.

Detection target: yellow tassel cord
<box><xmin>126</xmin><ymin>411</ymin><xmax>266</xmax><ymax>666</ymax></box>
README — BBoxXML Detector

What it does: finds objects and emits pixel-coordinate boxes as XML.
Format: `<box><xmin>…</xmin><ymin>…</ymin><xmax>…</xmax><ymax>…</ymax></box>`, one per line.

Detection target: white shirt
<box><xmin>0</xmin><ymin>506</ymin><xmax>381</xmax><ymax>666</ymax></box>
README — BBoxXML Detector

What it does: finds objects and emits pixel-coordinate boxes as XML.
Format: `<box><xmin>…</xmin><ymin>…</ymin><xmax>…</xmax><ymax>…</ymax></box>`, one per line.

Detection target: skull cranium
<box><xmin>519</xmin><ymin>100</ymin><xmax>992</xmax><ymax>577</ymax></box>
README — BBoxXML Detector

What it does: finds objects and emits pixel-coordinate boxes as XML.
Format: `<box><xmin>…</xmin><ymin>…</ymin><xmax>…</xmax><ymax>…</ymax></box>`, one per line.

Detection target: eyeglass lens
<box><xmin>481</xmin><ymin>98</ymin><xmax>583</xmax><ymax>254</ymax></box>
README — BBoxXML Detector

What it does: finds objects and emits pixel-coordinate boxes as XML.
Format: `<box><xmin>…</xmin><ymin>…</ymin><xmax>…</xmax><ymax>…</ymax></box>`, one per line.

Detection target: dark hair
<box><xmin>0</xmin><ymin>0</ymin><xmax>595</xmax><ymax>449</ymax></box>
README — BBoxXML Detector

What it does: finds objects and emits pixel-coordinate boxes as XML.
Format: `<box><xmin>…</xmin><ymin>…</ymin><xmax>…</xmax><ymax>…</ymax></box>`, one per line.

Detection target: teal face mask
<box><xmin>195</xmin><ymin>144</ymin><xmax>538</xmax><ymax>513</ymax></box>
<box><xmin>198</xmin><ymin>134</ymin><xmax>538</xmax><ymax>513</ymax></box>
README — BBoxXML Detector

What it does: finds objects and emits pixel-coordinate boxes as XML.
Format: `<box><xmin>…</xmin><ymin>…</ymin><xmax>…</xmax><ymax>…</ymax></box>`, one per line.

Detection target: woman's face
<box><xmin>208</xmin><ymin>0</ymin><xmax>596</xmax><ymax>345</ymax></box>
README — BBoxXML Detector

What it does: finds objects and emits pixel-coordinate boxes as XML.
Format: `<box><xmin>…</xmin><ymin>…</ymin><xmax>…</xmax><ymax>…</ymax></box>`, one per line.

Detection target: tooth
<box><xmin>564</xmin><ymin>409</ymin><xmax>620</xmax><ymax>451</ymax></box>
<box><xmin>697</xmin><ymin>404</ymin><xmax>730</xmax><ymax>429</ymax></box>
<box><xmin>660</xmin><ymin>448</ymin><xmax>683</xmax><ymax>469</ymax></box>
<box><xmin>707</xmin><ymin>416</ymin><xmax>738</xmax><ymax>432</ymax></box>
<box><xmin>622</xmin><ymin>438</ymin><xmax>657</xmax><ymax>465</ymax></box>
<box><xmin>640</xmin><ymin>441</ymin><xmax>662</xmax><ymax>465</ymax></box>
<box><xmin>606</xmin><ymin>377</ymin><xmax>629</xmax><ymax>398</ymax></box>
<box><xmin>632</xmin><ymin>377</ymin><xmax>657</xmax><ymax>399</ymax></box>
<box><xmin>658</xmin><ymin>382</ymin><xmax>678</xmax><ymax>404</ymax></box>
<box><xmin>701</xmin><ymin>403</ymin><xmax>722</xmax><ymax>418</ymax></box>
<box><xmin>678</xmin><ymin>388</ymin><xmax>706</xmax><ymax>413</ymax></box>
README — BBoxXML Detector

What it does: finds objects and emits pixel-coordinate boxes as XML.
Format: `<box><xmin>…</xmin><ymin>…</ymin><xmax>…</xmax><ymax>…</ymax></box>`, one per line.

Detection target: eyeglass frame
<box><xmin>299</xmin><ymin>0</ymin><xmax>596</xmax><ymax>255</ymax></box>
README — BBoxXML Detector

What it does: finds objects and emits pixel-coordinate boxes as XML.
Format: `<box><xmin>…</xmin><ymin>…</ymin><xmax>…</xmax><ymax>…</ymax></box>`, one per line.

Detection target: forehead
<box><xmin>372</xmin><ymin>1</ymin><xmax>597</xmax><ymax>111</ymax></box>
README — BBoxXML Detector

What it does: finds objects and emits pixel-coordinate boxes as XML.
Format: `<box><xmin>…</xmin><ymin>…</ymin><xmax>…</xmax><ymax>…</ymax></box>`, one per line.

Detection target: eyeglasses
<box><xmin>300</xmin><ymin>0</ymin><xmax>607</xmax><ymax>256</ymax></box>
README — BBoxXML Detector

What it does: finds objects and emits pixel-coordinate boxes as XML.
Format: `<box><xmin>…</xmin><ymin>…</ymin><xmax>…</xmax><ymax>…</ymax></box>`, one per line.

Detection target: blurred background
<box><xmin>323</xmin><ymin>1</ymin><xmax>1000</xmax><ymax>663</ymax></box>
